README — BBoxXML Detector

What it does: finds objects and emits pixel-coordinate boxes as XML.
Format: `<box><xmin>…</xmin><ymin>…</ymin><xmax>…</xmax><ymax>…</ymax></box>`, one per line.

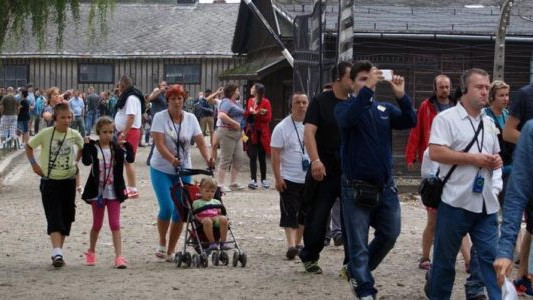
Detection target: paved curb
<box><xmin>0</xmin><ymin>149</ymin><xmax>26</xmax><ymax>179</ymax></box>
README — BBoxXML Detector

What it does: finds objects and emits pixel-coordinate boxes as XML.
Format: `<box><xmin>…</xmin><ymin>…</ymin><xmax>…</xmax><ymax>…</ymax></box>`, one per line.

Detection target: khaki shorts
<box><xmin>200</xmin><ymin>116</ymin><xmax>214</xmax><ymax>136</ymax></box>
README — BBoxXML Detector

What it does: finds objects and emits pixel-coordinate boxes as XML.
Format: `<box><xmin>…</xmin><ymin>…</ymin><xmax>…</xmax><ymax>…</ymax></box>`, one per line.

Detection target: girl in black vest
<box><xmin>81</xmin><ymin>116</ymin><xmax>134</xmax><ymax>269</ymax></box>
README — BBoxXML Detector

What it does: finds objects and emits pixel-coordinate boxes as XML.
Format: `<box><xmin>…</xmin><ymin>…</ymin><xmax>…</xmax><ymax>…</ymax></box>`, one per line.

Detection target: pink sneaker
<box><xmin>115</xmin><ymin>256</ymin><xmax>127</xmax><ymax>269</ymax></box>
<box><xmin>84</xmin><ymin>251</ymin><xmax>96</xmax><ymax>266</ymax></box>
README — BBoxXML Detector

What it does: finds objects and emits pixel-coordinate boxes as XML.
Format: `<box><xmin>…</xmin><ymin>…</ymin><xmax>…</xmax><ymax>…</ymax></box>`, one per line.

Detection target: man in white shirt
<box><xmin>115</xmin><ymin>75</ymin><xmax>144</xmax><ymax>198</ymax></box>
<box><xmin>270</xmin><ymin>92</ymin><xmax>309</xmax><ymax>260</ymax></box>
<box><xmin>427</xmin><ymin>68</ymin><xmax>503</xmax><ymax>299</ymax></box>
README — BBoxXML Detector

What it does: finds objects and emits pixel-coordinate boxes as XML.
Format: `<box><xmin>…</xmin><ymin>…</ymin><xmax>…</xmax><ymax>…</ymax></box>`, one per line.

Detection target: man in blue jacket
<box><xmin>334</xmin><ymin>60</ymin><xmax>416</xmax><ymax>299</ymax></box>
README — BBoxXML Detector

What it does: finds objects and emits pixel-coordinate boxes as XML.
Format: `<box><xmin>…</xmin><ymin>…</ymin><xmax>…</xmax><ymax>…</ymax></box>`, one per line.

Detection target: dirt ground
<box><xmin>0</xmin><ymin>143</ymin><xmax>475</xmax><ymax>299</ymax></box>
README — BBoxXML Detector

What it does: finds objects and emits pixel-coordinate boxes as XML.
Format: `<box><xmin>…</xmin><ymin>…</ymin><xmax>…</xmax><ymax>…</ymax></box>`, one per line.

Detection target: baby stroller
<box><xmin>170</xmin><ymin>168</ymin><xmax>247</xmax><ymax>268</ymax></box>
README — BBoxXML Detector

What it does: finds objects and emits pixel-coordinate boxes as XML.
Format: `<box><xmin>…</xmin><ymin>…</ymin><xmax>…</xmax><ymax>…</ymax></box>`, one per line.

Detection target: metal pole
<box><xmin>243</xmin><ymin>0</ymin><xmax>294</xmax><ymax>67</ymax></box>
<box><xmin>318</xmin><ymin>0</ymin><xmax>323</xmax><ymax>88</ymax></box>
<box><xmin>493</xmin><ymin>0</ymin><xmax>514</xmax><ymax>81</ymax></box>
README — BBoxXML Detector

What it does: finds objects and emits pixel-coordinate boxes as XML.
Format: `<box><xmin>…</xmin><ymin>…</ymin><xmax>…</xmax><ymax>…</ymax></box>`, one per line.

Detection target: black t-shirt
<box><xmin>18</xmin><ymin>99</ymin><xmax>30</xmax><ymax>121</ymax></box>
<box><xmin>304</xmin><ymin>90</ymin><xmax>344</xmax><ymax>173</ymax></box>
<box><xmin>509</xmin><ymin>83</ymin><xmax>533</xmax><ymax>131</ymax></box>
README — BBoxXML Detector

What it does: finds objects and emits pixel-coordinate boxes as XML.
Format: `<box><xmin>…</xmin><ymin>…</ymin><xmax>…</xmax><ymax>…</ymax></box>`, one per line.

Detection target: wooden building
<box><xmin>227</xmin><ymin>0</ymin><xmax>533</xmax><ymax>174</ymax></box>
<box><xmin>0</xmin><ymin>2</ymin><xmax>245</xmax><ymax>96</ymax></box>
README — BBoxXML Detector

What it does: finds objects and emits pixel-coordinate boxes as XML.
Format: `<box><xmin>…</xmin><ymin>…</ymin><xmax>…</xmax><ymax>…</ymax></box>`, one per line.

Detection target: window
<box><xmin>164</xmin><ymin>64</ymin><xmax>201</xmax><ymax>84</ymax></box>
<box><xmin>78</xmin><ymin>63</ymin><xmax>114</xmax><ymax>84</ymax></box>
<box><xmin>0</xmin><ymin>65</ymin><xmax>28</xmax><ymax>88</ymax></box>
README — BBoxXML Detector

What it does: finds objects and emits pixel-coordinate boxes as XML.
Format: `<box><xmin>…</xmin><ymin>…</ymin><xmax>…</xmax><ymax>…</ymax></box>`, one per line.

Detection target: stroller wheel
<box><xmin>219</xmin><ymin>251</ymin><xmax>229</xmax><ymax>266</ymax></box>
<box><xmin>232</xmin><ymin>251</ymin><xmax>239</xmax><ymax>267</ymax></box>
<box><xmin>200</xmin><ymin>253</ymin><xmax>208</xmax><ymax>268</ymax></box>
<box><xmin>239</xmin><ymin>252</ymin><xmax>247</xmax><ymax>268</ymax></box>
<box><xmin>212</xmin><ymin>251</ymin><xmax>220</xmax><ymax>266</ymax></box>
<box><xmin>175</xmin><ymin>251</ymin><xmax>183</xmax><ymax>268</ymax></box>
<box><xmin>184</xmin><ymin>252</ymin><xmax>192</xmax><ymax>267</ymax></box>
<box><xmin>192</xmin><ymin>254</ymin><xmax>200</xmax><ymax>268</ymax></box>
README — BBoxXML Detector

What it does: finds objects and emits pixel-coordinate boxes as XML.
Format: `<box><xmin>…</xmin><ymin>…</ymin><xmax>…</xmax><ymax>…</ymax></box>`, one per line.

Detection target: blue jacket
<box><xmin>497</xmin><ymin>120</ymin><xmax>533</xmax><ymax>259</ymax></box>
<box><xmin>334</xmin><ymin>87</ymin><xmax>416</xmax><ymax>186</ymax></box>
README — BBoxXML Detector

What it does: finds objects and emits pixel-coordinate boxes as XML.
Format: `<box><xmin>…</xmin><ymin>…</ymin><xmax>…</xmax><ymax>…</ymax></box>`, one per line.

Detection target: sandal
<box><xmin>155</xmin><ymin>245</ymin><xmax>166</xmax><ymax>259</ymax></box>
<box><xmin>418</xmin><ymin>258</ymin><xmax>431</xmax><ymax>270</ymax></box>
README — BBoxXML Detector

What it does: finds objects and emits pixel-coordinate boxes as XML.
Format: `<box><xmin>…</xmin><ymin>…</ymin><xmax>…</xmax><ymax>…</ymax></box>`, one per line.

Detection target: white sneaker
<box><xmin>220</xmin><ymin>186</ymin><xmax>231</xmax><ymax>193</ymax></box>
<box><xmin>261</xmin><ymin>180</ymin><xmax>271</xmax><ymax>189</ymax></box>
<box><xmin>248</xmin><ymin>180</ymin><xmax>258</xmax><ymax>189</ymax></box>
<box><xmin>229</xmin><ymin>183</ymin><xmax>245</xmax><ymax>190</ymax></box>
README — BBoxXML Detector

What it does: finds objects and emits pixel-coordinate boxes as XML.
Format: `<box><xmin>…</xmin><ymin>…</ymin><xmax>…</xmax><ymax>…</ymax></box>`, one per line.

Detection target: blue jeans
<box><xmin>465</xmin><ymin>248</ymin><xmax>486</xmax><ymax>299</ymax></box>
<box><xmin>85</xmin><ymin>110</ymin><xmax>98</xmax><ymax>136</ymax></box>
<box><xmin>341</xmin><ymin>178</ymin><xmax>400</xmax><ymax>298</ymax></box>
<box><xmin>429</xmin><ymin>202</ymin><xmax>500</xmax><ymax>300</ymax></box>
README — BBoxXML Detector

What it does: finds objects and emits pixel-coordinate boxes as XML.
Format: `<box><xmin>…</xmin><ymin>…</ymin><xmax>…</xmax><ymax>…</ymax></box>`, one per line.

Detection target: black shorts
<box><xmin>279</xmin><ymin>180</ymin><xmax>305</xmax><ymax>228</ymax></box>
<box><xmin>40</xmin><ymin>178</ymin><xmax>76</xmax><ymax>236</ymax></box>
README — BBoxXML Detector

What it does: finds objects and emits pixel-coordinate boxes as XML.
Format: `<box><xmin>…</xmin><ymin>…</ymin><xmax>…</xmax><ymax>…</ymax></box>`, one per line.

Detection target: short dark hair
<box><xmin>223</xmin><ymin>83</ymin><xmax>238</xmax><ymax>99</ymax></box>
<box><xmin>350</xmin><ymin>60</ymin><xmax>374</xmax><ymax>80</ymax></box>
<box><xmin>331</xmin><ymin>61</ymin><xmax>353</xmax><ymax>82</ymax></box>
<box><xmin>460</xmin><ymin>68</ymin><xmax>490</xmax><ymax>93</ymax></box>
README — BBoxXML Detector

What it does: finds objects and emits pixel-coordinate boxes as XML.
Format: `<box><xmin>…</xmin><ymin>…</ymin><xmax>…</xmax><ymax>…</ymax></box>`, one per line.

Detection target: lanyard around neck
<box><xmin>168</xmin><ymin>110</ymin><xmax>183</xmax><ymax>160</ymax></box>
<box><xmin>47</xmin><ymin>128</ymin><xmax>68</xmax><ymax>178</ymax></box>
<box><xmin>467</xmin><ymin>117</ymin><xmax>484</xmax><ymax>153</ymax></box>
<box><xmin>291</xmin><ymin>117</ymin><xmax>305</xmax><ymax>154</ymax></box>
<box><xmin>97</xmin><ymin>142</ymin><xmax>113</xmax><ymax>193</ymax></box>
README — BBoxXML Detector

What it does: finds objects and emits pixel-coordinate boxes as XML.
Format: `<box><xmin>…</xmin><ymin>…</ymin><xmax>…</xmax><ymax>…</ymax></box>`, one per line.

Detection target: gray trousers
<box><xmin>325</xmin><ymin>197</ymin><xmax>342</xmax><ymax>240</ymax></box>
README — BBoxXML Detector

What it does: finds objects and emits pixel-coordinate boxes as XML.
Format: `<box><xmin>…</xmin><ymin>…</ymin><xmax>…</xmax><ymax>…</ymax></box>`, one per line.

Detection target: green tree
<box><xmin>0</xmin><ymin>0</ymin><xmax>115</xmax><ymax>51</ymax></box>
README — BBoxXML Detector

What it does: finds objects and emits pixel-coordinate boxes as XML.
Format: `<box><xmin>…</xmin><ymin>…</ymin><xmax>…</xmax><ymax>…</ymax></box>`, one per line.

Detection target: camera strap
<box><xmin>437</xmin><ymin>119</ymin><xmax>483</xmax><ymax>185</ymax></box>
<box><xmin>291</xmin><ymin>117</ymin><xmax>305</xmax><ymax>155</ymax></box>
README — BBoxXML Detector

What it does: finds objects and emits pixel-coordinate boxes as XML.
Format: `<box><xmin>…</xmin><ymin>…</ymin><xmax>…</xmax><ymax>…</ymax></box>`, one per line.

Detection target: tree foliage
<box><xmin>0</xmin><ymin>0</ymin><xmax>115</xmax><ymax>51</ymax></box>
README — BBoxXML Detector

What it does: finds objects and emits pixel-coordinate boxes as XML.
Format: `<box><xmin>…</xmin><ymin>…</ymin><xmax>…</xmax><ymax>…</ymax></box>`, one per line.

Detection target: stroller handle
<box><xmin>176</xmin><ymin>168</ymin><xmax>214</xmax><ymax>177</ymax></box>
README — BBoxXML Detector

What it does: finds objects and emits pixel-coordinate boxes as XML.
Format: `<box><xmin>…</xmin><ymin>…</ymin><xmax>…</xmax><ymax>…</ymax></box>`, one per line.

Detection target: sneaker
<box><xmin>229</xmin><ymin>183</ymin><xmax>245</xmax><ymax>191</ymax></box>
<box><xmin>220</xmin><ymin>242</ymin><xmax>232</xmax><ymax>251</ymax></box>
<box><xmin>261</xmin><ymin>179</ymin><xmax>270</xmax><ymax>189</ymax></box>
<box><xmin>418</xmin><ymin>258</ymin><xmax>431</xmax><ymax>270</ymax></box>
<box><xmin>51</xmin><ymin>255</ymin><xmax>65</xmax><ymax>268</ymax></box>
<box><xmin>114</xmin><ymin>256</ymin><xmax>127</xmax><ymax>269</ymax></box>
<box><xmin>208</xmin><ymin>243</ymin><xmax>219</xmax><ymax>251</ymax></box>
<box><xmin>220</xmin><ymin>186</ymin><xmax>231</xmax><ymax>193</ymax></box>
<box><xmin>324</xmin><ymin>238</ymin><xmax>331</xmax><ymax>247</ymax></box>
<box><xmin>84</xmin><ymin>251</ymin><xmax>96</xmax><ymax>266</ymax></box>
<box><xmin>303</xmin><ymin>260</ymin><xmax>323</xmax><ymax>274</ymax></box>
<box><xmin>127</xmin><ymin>187</ymin><xmax>139</xmax><ymax>199</ymax></box>
<box><xmin>248</xmin><ymin>180</ymin><xmax>258</xmax><ymax>189</ymax></box>
<box><xmin>333</xmin><ymin>235</ymin><xmax>344</xmax><ymax>246</ymax></box>
<box><xmin>359</xmin><ymin>296</ymin><xmax>375</xmax><ymax>300</ymax></box>
<box><xmin>155</xmin><ymin>245</ymin><xmax>166</xmax><ymax>259</ymax></box>
<box><xmin>514</xmin><ymin>276</ymin><xmax>533</xmax><ymax>297</ymax></box>
<box><xmin>339</xmin><ymin>264</ymin><xmax>349</xmax><ymax>281</ymax></box>
<box><xmin>349</xmin><ymin>278</ymin><xmax>358</xmax><ymax>297</ymax></box>
<box><xmin>286</xmin><ymin>247</ymin><xmax>299</xmax><ymax>260</ymax></box>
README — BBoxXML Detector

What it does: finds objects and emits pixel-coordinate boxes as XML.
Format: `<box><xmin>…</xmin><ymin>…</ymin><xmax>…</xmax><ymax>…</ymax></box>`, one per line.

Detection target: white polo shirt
<box><xmin>429</xmin><ymin>103</ymin><xmax>501</xmax><ymax>214</ymax></box>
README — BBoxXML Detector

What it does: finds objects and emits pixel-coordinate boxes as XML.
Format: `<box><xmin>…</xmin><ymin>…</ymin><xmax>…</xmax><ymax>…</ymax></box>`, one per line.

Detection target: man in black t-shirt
<box><xmin>299</xmin><ymin>61</ymin><xmax>353</xmax><ymax>274</ymax></box>
<box><xmin>502</xmin><ymin>82</ymin><xmax>533</xmax><ymax>294</ymax></box>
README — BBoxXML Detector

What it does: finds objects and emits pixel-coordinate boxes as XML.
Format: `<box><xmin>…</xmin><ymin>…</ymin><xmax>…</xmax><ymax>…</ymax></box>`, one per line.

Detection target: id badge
<box><xmin>472</xmin><ymin>175</ymin><xmax>484</xmax><ymax>193</ymax></box>
<box><xmin>301</xmin><ymin>154</ymin><xmax>310</xmax><ymax>172</ymax></box>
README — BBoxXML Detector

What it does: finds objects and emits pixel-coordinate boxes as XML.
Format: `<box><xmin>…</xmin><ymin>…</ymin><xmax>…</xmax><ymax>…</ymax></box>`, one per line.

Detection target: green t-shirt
<box><xmin>28</xmin><ymin>127</ymin><xmax>84</xmax><ymax>180</ymax></box>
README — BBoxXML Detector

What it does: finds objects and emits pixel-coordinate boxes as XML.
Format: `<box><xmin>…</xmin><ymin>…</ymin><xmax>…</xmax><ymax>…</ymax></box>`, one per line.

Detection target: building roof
<box><xmin>1</xmin><ymin>3</ymin><xmax>239</xmax><ymax>58</ymax></box>
<box><xmin>277</xmin><ymin>1</ymin><xmax>533</xmax><ymax>38</ymax></box>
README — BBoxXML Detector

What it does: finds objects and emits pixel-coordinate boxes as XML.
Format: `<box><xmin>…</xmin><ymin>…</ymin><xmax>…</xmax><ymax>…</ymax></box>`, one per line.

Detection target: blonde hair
<box><xmin>490</xmin><ymin>80</ymin><xmax>510</xmax><ymax>103</ymax></box>
<box><xmin>95</xmin><ymin>116</ymin><xmax>114</xmax><ymax>135</ymax></box>
<box><xmin>199</xmin><ymin>177</ymin><xmax>217</xmax><ymax>190</ymax></box>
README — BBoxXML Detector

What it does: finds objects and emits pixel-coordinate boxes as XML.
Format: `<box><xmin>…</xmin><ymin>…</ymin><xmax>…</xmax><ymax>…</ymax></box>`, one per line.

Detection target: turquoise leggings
<box><xmin>150</xmin><ymin>167</ymin><xmax>192</xmax><ymax>222</ymax></box>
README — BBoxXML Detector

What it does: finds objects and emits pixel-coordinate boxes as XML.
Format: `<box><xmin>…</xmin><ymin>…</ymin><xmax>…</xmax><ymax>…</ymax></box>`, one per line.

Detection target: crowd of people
<box><xmin>4</xmin><ymin>58</ymin><xmax>533</xmax><ymax>299</ymax></box>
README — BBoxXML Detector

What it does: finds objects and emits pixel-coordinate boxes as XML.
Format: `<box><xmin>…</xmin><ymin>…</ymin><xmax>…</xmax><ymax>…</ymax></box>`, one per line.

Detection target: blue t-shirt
<box><xmin>69</xmin><ymin>97</ymin><xmax>85</xmax><ymax>117</ymax></box>
<box><xmin>216</xmin><ymin>98</ymin><xmax>245</xmax><ymax>129</ymax></box>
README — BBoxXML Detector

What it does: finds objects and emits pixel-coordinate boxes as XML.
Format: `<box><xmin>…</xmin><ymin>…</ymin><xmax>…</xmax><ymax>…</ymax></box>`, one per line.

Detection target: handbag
<box><xmin>419</xmin><ymin>120</ymin><xmax>483</xmax><ymax>208</ymax></box>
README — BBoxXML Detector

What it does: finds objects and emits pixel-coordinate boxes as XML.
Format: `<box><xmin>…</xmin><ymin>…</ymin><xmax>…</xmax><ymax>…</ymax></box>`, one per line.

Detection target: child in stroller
<box><xmin>172</xmin><ymin>168</ymin><xmax>247</xmax><ymax>268</ymax></box>
<box><xmin>193</xmin><ymin>177</ymin><xmax>231</xmax><ymax>251</ymax></box>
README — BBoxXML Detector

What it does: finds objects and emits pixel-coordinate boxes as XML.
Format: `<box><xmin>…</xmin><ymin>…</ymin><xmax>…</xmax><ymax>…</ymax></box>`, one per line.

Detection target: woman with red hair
<box><xmin>149</xmin><ymin>84</ymin><xmax>215</xmax><ymax>261</ymax></box>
